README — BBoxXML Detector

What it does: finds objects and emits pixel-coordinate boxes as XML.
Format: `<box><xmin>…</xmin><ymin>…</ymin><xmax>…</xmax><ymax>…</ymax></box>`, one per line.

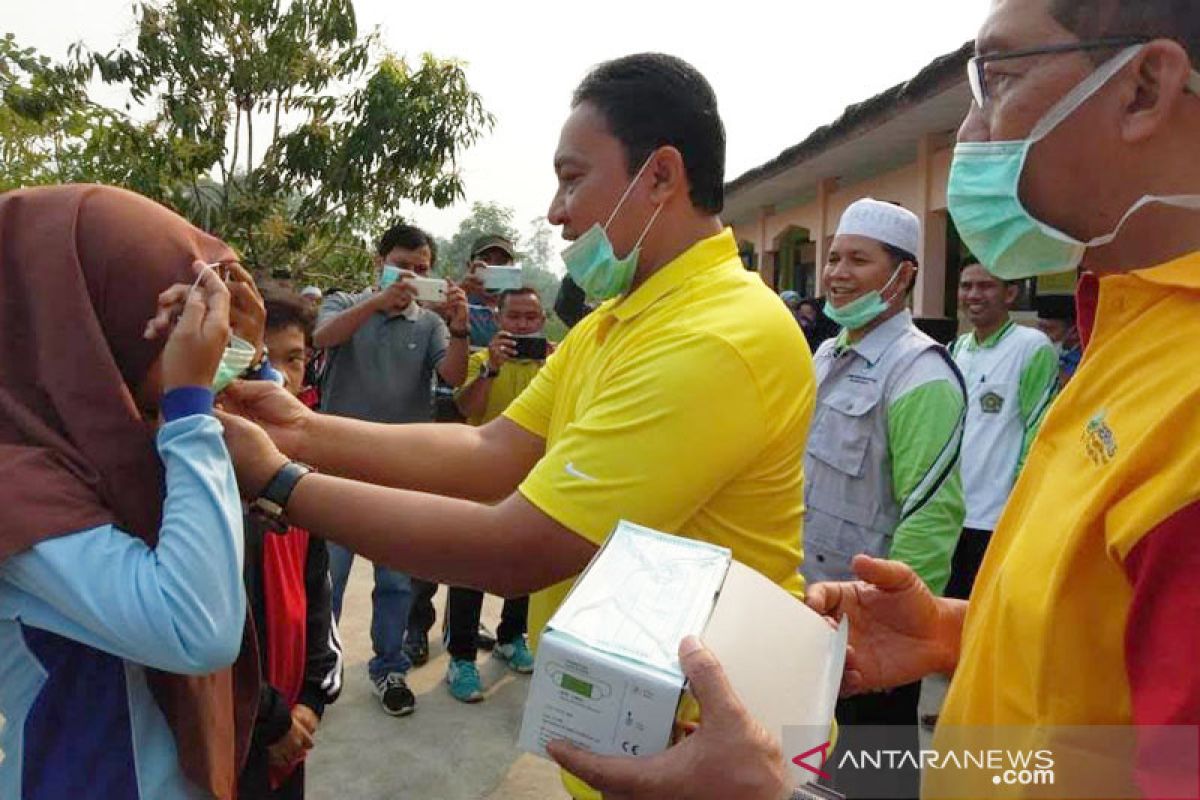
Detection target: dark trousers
<box><xmin>830</xmin><ymin>681</ymin><xmax>922</xmax><ymax>799</ymax></box>
<box><xmin>407</xmin><ymin>578</ymin><xmax>439</xmax><ymax>640</ymax></box>
<box><xmin>944</xmin><ymin>528</ymin><xmax>993</xmax><ymax>600</ymax></box>
<box><xmin>445</xmin><ymin>587</ymin><xmax>528</xmax><ymax>661</ymax></box>
<box><xmin>240</xmin><ymin>759</ymin><xmax>305</xmax><ymax>800</ymax></box>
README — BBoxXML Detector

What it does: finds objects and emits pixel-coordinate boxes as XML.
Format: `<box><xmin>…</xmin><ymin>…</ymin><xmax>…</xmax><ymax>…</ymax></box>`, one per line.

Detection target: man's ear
<box><xmin>902</xmin><ymin>261</ymin><xmax>919</xmax><ymax>296</ymax></box>
<box><xmin>1005</xmin><ymin>283</ymin><xmax>1021</xmax><ymax>306</ymax></box>
<box><xmin>647</xmin><ymin>146</ymin><xmax>688</xmax><ymax>207</ymax></box>
<box><xmin>1122</xmin><ymin>39</ymin><xmax>1194</xmax><ymax>144</ymax></box>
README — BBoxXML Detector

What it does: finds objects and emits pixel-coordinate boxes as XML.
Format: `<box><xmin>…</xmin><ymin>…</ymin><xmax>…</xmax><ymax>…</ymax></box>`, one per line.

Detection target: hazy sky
<box><xmin>8</xmin><ymin>0</ymin><xmax>989</xmax><ymax>255</ymax></box>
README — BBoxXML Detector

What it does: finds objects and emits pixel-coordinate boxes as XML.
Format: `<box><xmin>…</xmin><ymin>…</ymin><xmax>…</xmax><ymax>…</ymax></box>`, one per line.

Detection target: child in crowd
<box><xmin>0</xmin><ymin>184</ymin><xmax>257</xmax><ymax>800</ymax></box>
<box><xmin>238</xmin><ymin>292</ymin><xmax>343</xmax><ymax>799</ymax></box>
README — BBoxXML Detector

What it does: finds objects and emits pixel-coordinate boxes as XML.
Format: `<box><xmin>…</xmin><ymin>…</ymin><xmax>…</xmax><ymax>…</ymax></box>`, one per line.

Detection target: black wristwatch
<box><xmin>252</xmin><ymin>461</ymin><xmax>312</xmax><ymax>527</ymax></box>
<box><xmin>450</xmin><ymin>328</ymin><xmax>470</xmax><ymax>339</ymax></box>
<box><xmin>480</xmin><ymin>363</ymin><xmax>500</xmax><ymax>379</ymax></box>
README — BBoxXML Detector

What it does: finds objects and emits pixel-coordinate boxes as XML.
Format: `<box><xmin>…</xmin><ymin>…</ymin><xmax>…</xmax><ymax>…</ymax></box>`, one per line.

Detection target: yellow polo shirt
<box><xmin>935</xmin><ymin>252</ymin><xmax>1200</xmax><ymax>796</ymax></box>
<box><xmin>505</xmin><ymin>228</ymin><xmax>813</xmax><ymax>645</ymax></box>
<box><xmin>455</xmin><ymin>350</ymin><xmax>542</xmax><ymax>426</ymax></box>
<box><xmin>506</xmin><ymin>229</ymin><xmax>812</xmax><ymax>798</ymax></box>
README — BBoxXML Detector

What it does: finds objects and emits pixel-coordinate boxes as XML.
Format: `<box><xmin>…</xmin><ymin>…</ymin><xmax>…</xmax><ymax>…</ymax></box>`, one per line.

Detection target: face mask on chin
<box><xmin>823</xmin><ymin>262</ymin><xmax>908</xmax><ymax>331</ymax></box>
<box><xmin>560</xmin><ymin>153</ymin><xmax>664</xmax><ymax>302</ymax></box>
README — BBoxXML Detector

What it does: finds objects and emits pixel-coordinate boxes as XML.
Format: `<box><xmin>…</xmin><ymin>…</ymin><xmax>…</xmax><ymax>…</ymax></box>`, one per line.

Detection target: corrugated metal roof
<box><xmin>725</xmin><ymin>41</ymin><xmax>974</xmax><ymax>198</ymax></box>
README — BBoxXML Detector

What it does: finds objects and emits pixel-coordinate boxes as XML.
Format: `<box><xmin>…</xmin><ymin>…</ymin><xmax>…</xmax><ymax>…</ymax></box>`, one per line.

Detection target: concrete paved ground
<box><xmin>307</xmin><ymin>557</ymin><xmax>569</xmax><ymax>800</ymax></box>
<box><xmin>305</xmin><ymin>558</ymin><xmax>952</xmax><ymax>799</ymax></box>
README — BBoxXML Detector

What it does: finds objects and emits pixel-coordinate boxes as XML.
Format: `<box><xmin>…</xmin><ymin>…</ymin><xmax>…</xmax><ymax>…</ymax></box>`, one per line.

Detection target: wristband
<box><xmin>161</xmin><ymin>386</ymin><xmax>214</xmax><ymax>422</ymax></box>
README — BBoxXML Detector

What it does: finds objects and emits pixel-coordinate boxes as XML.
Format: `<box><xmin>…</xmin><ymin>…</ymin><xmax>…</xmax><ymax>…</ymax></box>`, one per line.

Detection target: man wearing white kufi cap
<box><xmin>801</xmin><ymin>198</ymin><xmax>966</xmax><ymax>796</ymax></box>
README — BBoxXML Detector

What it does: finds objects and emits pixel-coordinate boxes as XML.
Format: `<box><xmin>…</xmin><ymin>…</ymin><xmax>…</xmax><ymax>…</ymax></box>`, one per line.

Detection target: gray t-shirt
<box><xmin>317</xmin><ymin>290</ymin><xmax>449</xmax><ymax>424</ymax></box>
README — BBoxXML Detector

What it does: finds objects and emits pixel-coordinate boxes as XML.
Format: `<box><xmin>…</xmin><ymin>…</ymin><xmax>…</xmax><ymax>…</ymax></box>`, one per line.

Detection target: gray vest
<box><xmin>801</xmin><ymin>313</ymin><xmax>963</xmax><ymax>584</ymax></box>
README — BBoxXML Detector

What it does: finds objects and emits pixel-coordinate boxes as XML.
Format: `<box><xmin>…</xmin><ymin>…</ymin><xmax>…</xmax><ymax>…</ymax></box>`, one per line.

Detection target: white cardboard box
<box><xmin>518</xmin><ymin>521</ymin><xmax>847</xmax><ymax>784</ymax></box>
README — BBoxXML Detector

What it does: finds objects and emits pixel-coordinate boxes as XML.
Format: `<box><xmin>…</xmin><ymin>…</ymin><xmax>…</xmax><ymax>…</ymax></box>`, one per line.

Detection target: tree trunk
<box><xmin>227</xmin><ymin>104</ymin><xmax>241</xmax><ymax>206</ymax></box>
<box><xmin>246</xmin><ymin>102</ymin><xmax>254</xmax><ymax>176</ymax></box>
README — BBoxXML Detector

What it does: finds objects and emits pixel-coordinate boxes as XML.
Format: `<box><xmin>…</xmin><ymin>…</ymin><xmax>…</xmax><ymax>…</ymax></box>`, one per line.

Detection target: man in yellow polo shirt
<box><xmin>540</xmin><ymin>2</ymin><xmax>1200</xmax><ymax>799</ymax></box>
<box><xmin>217</xmin><ymin>52</ymin><xmax>814</xmax><ymax>797</ymax></box>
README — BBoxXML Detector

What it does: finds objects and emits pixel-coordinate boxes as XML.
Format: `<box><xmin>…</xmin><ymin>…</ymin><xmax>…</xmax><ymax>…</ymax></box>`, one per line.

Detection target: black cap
<box><xmin>1034</xmin><ymin>294</ymin><xmax>1076</xmax><ymax>321</ymax></box>
<box><xmin>469</xmin><ymin>235</ymin><xmax>516</xmax><ymax>261</ymax></box>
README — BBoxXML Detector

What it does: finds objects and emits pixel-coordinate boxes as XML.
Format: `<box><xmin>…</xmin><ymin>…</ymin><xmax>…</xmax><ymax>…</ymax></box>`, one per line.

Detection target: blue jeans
<box><xmin>327</xmin><ymin>542</ymin><xmax>413</xmax><ymax>680</ymax></box>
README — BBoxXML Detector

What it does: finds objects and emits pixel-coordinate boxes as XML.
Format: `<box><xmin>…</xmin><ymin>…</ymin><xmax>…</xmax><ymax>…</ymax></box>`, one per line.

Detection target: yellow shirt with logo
<box><xmin>456</xmin><ymin>349</ymin><xmax>543</xmax><ymax>426</ymax></box>
<box><xmin>504</xmin><ymin>229</ymin><xmax>813</xmax><ymax>797</ymax></box>
<box><xmin>936</xmin><ymin>252</ymin><xmax>1200</xmax><ymax>795</ymax></box>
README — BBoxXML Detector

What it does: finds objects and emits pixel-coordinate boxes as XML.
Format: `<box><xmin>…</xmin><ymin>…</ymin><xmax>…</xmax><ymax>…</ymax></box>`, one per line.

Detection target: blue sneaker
<box><xmin>494</xmin><ymin>636</ymin><xmax>535</xmax><ymax>674</ymax></box>
<box><xmin>446</xmin><ymin>658</ymin><xmax>484</xmax><ymax>703</ymax></box>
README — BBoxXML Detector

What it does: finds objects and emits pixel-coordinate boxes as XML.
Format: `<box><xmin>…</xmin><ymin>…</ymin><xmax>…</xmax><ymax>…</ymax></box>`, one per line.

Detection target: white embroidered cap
<box><xmin>835</xmin><ymin>198</ymin><xmax>921</xmax><ymax>256</ymax></box>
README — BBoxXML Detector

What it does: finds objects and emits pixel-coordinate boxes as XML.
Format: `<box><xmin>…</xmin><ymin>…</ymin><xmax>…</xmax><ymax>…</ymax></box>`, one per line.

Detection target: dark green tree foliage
<box><xmin>1</xmin><ymin>1</ymin><xmax>492</xmax><ymax>288</ymax></box>
<box><xmin>435</xmin><ymin>201</ymin><xmax>567</xmax><ymax>339</ymax></box>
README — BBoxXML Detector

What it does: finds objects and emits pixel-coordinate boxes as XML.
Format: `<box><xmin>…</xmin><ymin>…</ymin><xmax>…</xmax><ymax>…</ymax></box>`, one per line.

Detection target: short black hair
<box><xmin>573</xmin><ymin>53</ymin><xmax>726</xmax><ymax>214</ymax></box>
<box><xmin>959</xmin><ymin>259</ymin><xmax>1018</xmax><ymax>287</ymax></box>
<box><xmin>377</xmin><ymin>223</ymin><xmax>438</xmax><ymax>263</ymax></box>
<box><xmin>1049</xmin><ymin>0</ymin><xmax>1199</xmax><ymax>65</ymax></box>
<box><xmin>264</xmin><ymin>290</ymin><xmax>316</xmax><ymax>339</ymax></box>
<box><xmin>882</xmin><ymin>243</ymin><xmax>919</xmax><ymax>270</ymax></box>
<box><xmin>499</xmin><ymin>286</ymin><xmax>542</xmax><ymax>311</ymax></box>
<box><xmin>882</xmin><ymin>244</ymin><xmax>919</xmax><ymax>297</ymax></box>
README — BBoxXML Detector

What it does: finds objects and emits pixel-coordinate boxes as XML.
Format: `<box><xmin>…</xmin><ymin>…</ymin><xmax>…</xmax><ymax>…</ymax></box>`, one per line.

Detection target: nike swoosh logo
<box><xmin>564</xmin><ymin>462</ymin><xmax>597</xmax><ymax>482</ymax></box>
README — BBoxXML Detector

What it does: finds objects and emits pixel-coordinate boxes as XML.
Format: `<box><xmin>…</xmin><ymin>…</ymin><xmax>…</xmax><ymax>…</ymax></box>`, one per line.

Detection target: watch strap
<box><xmin>252</xmin><ymin>461</ymin><xmax>312</xmax><ymax>523</ymax></box>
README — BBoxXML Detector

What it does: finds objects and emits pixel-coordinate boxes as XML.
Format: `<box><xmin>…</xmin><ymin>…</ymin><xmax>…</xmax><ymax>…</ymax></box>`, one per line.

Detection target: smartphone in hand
<box><xmin>512</xmin><ymin>335</ymin><xmax>549</xmax><ymax>360</ymax></box>
<box><xmin>405</xmin><ymin>275</ymin><xmax>449</xmax><ymax>303</ymax></box>
<box><xmin>481</xmin><ymin>265</ymin><xmax>523</xmax><ymax>292</ymax></box>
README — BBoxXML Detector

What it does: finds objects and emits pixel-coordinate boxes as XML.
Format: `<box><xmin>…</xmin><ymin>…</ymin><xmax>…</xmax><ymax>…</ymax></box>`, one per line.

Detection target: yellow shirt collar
<box><xmin>1124</xmin><ymin>250</ymin><xmax>1200</xmax><ymax>291</ymax></box>
<box><xmin>607</xmin><ymin>228</ymin><xmax>739</xmax><ymax>323</ymax></box>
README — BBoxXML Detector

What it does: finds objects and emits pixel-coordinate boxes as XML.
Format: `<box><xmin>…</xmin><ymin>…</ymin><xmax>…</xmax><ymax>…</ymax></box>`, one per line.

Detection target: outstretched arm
<box><xmin>221</xmin><ymin>380</ymin><xmax>544</xmax><ymax>503</ymax></box>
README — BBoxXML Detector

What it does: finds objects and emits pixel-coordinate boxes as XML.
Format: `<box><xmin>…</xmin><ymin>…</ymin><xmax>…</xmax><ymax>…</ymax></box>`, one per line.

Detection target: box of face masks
<box><xmin>518</xmin><ymin>520</ymin><xmax>848</xmax><ymax>784</ymax></box>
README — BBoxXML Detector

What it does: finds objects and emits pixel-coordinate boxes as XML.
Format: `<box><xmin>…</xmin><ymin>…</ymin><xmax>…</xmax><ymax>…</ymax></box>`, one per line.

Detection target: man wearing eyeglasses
<box><xmin>544</xmin><ymin>2</ymin><xmax>1200</xmax><ymax>797</ymax></box>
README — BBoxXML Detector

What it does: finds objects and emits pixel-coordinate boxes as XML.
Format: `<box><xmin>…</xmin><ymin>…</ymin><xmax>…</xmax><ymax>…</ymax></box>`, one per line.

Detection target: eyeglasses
<box><xmin>967</xmin><ymin>36</ymin><xmax>1150</xmax><ymax>108</ymax></box>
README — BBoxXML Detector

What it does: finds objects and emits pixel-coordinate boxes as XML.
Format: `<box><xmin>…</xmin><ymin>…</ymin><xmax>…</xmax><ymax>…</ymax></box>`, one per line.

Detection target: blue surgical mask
<box><xmin>824</xmin><ymin>262</ymin><xmax>906</xmax><ymax>331</ymax></box>
<box><xmin>948</xmin><ymin>45</ymin><xmax>1200</xmax><ymax>280</ymax></box>
<box><xmin>561</xmin><ymin>154</ymin><xmax>663</xmax><ymax>301</ymax></box>
<box><xmin>212</xmin><ymin>335</ymin><xmax>256</xmax><ymax>393</ymax></box>
<box><xmin>380</xmin><ymin>264</ymin><xmax>402</xmax><ymax>289</ymax></box>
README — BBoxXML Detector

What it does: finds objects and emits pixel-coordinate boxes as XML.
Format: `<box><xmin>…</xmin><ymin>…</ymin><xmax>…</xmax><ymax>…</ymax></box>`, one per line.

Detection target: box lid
<box><xmin>546</xmin><ymin>521</ymin><xmax>730</xmax><ymax>677</ymax></box>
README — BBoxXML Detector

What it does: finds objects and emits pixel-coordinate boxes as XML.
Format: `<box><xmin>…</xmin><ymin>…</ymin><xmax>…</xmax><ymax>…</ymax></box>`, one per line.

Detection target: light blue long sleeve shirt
<box><xmin>0</xmin><ymin>410</ymin><xmax>245</xmax><ymax>800</ymax></box>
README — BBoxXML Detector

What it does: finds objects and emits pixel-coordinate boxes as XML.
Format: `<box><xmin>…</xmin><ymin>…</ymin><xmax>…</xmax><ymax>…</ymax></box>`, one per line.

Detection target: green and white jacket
<box><xmin>802</xmin><ymin>311</ymin><xmax>966</xmax><ymax>595</ymax></box>
<box><xmin>951</xmin><ymin>320</ymin><xmax>1059</xmax><ymax>531</ymax></box>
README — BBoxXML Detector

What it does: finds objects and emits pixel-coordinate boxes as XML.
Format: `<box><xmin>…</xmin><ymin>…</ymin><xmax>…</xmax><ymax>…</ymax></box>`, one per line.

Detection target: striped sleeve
<box><xmin>299</xmin><ymin>535</ymin><xmax>343</xmax><ymax>715</ymax></box>
<box><xmin>885</xmin><ymin>378</ymin><xmax>967</xmax><ymax>595</ymax></box>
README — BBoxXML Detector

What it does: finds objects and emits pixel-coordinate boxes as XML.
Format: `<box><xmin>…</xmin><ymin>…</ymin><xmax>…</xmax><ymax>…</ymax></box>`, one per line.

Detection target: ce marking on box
<box><xmin>620</xmin><ymin>741</ymin><xmax>642</xmax><ymax>755</ymax></box>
